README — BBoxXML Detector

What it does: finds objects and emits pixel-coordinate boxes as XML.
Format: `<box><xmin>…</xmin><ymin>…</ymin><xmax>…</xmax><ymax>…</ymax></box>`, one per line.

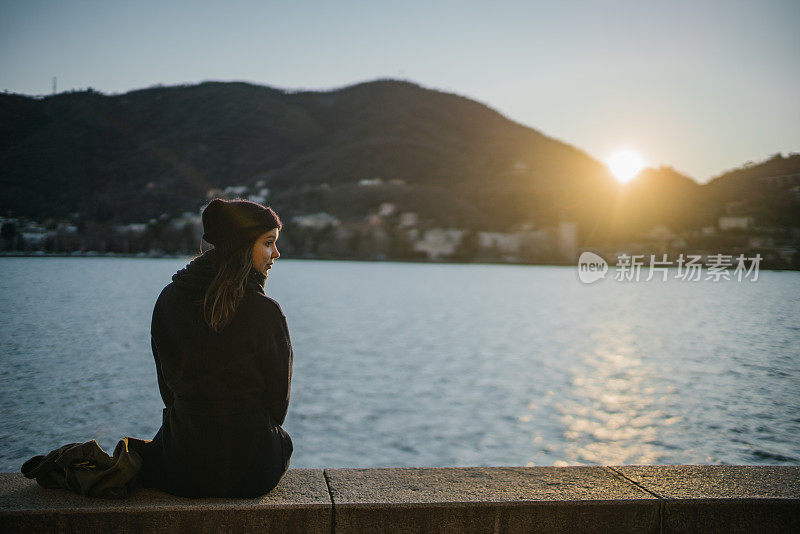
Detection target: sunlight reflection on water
<box><xmin>555</xmin><ymin>321</ymin><xmax>673</xmax><ymax>464</ymax></box>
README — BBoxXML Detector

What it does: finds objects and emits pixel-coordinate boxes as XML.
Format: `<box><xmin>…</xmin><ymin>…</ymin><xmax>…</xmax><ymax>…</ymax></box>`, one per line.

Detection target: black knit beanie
<box><xmin>202</xmin><ymin>198</ymin><xmax>282</xmax><ymax>251</ymax></box>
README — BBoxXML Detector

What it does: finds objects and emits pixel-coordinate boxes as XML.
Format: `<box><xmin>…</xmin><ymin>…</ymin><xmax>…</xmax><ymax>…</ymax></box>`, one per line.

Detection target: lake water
<box><xmin>1</xmin><ymin>257</ymin><xmax>798</xmax><ymax>472</ymax></box>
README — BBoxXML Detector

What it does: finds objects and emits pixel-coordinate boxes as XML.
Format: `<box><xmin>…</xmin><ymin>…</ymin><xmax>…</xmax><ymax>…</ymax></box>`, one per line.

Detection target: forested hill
<box><xmin>0</xmin><ymin>80</ymin><xmax>615</xmax><ymax>230</ymax></box>
<box><xmin>1</xmin><ymin>80</ymin><xmax>798</xmax><ymax>234</ymax></box>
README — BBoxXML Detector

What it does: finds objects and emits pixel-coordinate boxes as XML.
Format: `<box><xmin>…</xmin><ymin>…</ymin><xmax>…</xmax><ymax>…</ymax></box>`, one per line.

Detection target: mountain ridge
<box><xmin>1</xmin><ymin>79</ymin><xmax>798</xmax><ymax>236</ymax></box>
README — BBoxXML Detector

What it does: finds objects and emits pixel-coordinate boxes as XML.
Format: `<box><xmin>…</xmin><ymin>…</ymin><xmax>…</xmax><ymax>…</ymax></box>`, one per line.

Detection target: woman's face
<box><xmin>251</xmin><ymin>228</ymin><xmax>280</xmax><ymax>277</ymax></box>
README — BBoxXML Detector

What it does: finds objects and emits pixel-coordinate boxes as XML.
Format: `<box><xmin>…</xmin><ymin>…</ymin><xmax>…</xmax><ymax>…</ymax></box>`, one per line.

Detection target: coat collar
<box><xmin>173</xmin><ymin>248</ymin><xmax>266</xmax><ymax>295</ymax></box>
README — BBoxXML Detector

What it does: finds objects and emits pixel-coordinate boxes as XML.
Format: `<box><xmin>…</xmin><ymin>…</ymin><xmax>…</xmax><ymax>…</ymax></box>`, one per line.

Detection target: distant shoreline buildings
<box><xmin>2</xmin><ymin>185</ymin><xmax>797</xmax><ymax>269</ymax></box>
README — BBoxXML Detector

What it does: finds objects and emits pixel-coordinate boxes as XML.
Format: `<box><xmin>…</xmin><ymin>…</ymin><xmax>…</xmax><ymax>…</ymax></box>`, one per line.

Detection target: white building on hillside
<box><xmin>414</xmin><ymin>228</ymin><xmax>465</xmax><ymax>260</ymax></box>
<box><xmin>478</xmin><ymin>232</ymin><xmax>522</xmax><ymax>255</ymax></box>
<box><xmin>719</xmin><ymin>216</ymin><xmax>754</xmax><ymax>230</ymax></box>
<box><xmin>293</xmin><ymin>212</ymin><xmax>341</xmax><ymax>229</ymax></box>
<box><xmin>558</xmin><ymin>221</ymin><xmax>578</xmax><ymax>261</ymax></box>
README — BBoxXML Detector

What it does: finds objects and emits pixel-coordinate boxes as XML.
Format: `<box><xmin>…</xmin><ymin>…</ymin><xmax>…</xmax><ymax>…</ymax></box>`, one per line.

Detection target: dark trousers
<box><xmin>138</xmin><ymin>424</ymin><xmax>292</xmax><ymax>498</ymax></box>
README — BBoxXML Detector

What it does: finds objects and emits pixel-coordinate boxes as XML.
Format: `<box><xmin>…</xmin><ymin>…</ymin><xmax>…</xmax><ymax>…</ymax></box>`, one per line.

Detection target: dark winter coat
<box><xmin>137</xmin><ymin>248</ymin><xmax>294</xmax><ymax>498</ymax></box>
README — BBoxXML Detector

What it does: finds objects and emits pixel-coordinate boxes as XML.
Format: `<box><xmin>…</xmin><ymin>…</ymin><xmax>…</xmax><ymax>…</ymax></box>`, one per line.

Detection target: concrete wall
<box><xmin>2</xmin><ymin>465</ymin><xmax>798</xmax><ymax>533</ymax></box>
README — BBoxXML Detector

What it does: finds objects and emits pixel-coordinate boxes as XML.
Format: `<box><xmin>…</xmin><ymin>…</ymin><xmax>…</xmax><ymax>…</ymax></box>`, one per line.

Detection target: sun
<box><xmin>607</xmin><ymin>149</ymin><xmax>645</xmax><ymax>183</ymax></box>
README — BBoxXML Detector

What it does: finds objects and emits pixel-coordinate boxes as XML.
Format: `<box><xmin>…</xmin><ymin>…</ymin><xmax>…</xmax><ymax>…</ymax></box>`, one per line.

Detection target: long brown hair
<box><xmin>202</xmin><ymin>245</ymin><xmax>256</xmax><ymax>333</ymax></box>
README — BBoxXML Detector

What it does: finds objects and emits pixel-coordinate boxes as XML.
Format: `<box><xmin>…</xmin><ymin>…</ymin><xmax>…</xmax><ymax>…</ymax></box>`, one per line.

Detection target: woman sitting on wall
<box><xmin>22</xmin><ymin>198</ymin><xmax>294</xmax><ymax>499</ymax></box>
<box><xmin>139</xmin><ymin>198</ymin><xmax>294</xmax><ymax>497</ymax></box>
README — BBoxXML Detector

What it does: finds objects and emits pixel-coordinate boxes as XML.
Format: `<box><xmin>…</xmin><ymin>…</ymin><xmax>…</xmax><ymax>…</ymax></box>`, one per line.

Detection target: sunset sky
<box><xmin>1</xmin><ymin>0</ymin><xmax>798</xmax><ymax>183</ymax></box>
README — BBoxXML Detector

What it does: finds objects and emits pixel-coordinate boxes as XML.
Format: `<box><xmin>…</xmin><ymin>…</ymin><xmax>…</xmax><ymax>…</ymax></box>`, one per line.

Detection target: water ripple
<box><xmin>0</xmin><ymin>258</ymin><xmax>798</xmax><ymax>470</ymax></box>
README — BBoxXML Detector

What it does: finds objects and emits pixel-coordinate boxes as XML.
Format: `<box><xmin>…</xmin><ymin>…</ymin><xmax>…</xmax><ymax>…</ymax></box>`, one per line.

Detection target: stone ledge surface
<box><xmin>612</xmin><ymin>465</ymin><xmax>800</xmax><ymax>499</ymax></box>
<box><xmin>324</xmin><ymin>466</ymin><xmax>657</xmax><ymax>502</ymax></box>
<box><xmin>611</xmin><ymin>465</ymin><xmax>800</xmax><ymax>534</ymax></box>
<box><xmin>1</xmin><ymin>465</ymin><xmax>798</xmax><ymax>533</ymax></box>
<box><xmin>0</xmin><ymin>468</ymin><xmax>331</xmax><ymax>533</ymax></box>
<box><xmin>325</xmin><ymin>466</ymin><xmax>659</xmax><ymax>533</ymax></box>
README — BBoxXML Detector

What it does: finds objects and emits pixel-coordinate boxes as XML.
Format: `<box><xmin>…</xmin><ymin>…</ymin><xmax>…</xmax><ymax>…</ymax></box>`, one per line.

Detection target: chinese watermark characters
<box><xmin>577</xmin><ymin>251</ymin><xmax>762</xmax><ymax>284</ymax></box>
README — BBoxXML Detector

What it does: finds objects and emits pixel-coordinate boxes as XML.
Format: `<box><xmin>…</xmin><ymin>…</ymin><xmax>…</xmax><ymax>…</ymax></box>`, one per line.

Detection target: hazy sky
<box><xmin>1</xmin><ymin>0</ymin><xmax>798</xmax><ymax>182</ymax></box>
